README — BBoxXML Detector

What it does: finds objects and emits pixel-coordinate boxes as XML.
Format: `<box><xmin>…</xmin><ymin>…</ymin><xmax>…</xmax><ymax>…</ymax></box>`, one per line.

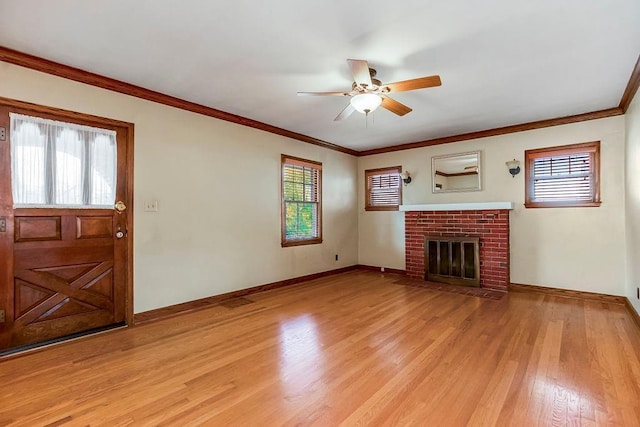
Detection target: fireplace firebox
<box><xmin>425</xmin><ymin>236</ymin><xmax>480</xmax><ymax>287</ymax></box>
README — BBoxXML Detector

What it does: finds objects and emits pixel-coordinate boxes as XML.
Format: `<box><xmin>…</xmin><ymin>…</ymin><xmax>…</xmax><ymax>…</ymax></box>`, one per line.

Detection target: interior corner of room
<box><xmin>1</xmin><ymin>2</ymin><xmax>640</xmax><ymax>423</ymax></box>
<box><xmin>1</xmin><ymin>53</ymin><xmax>639</xmax><ymax>324</ymax></box>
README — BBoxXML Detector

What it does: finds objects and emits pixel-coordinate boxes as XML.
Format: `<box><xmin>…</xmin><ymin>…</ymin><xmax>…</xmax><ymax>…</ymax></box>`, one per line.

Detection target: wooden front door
<box><xmin>0</xmin><ymin>99</ymin><xmax>133</xmax><ymax>351</ymax></box>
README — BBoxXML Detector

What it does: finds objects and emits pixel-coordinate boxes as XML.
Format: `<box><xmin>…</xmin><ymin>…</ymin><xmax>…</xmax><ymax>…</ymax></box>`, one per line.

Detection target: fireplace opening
<box><xmin>425</xmin><ymin>236</ymin><xmax>480</xmax><ymax>287</ymax></box>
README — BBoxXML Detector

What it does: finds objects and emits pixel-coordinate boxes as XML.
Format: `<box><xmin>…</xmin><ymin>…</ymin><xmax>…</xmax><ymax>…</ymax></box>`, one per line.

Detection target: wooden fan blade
<box><xmin>297</xmin><ymin>91</ymin><xmax>350</xmax><ymax>96</ymax></box>
<box><xmin>334</xmin><ymin>103</ymin><xmax>355</xmax><ymax>121</ymax></box>
<box><xmin>381</xmin><ymin>95</ymin><xmax>412</xmax><ymax>116</ymax></box>
<box><xmin>384</xmin><ymin>75</ymin><xmax>441</xmax><ymax>92</ymax></box>
<box><xmin>347</xmin><ymin>59</ymin><xmax>372</xmax><ymax>88</ymax></box>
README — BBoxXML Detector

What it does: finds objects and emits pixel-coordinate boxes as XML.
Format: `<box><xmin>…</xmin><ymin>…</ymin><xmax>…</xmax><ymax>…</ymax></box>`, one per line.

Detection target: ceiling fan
<box><xmin>298</xmin><ymin>59</ymin><xmax>441</xmax><ymax>121</ymax></box>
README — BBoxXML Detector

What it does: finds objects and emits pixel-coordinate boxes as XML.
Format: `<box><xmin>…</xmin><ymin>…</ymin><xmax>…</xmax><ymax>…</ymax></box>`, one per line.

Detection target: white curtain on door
<box><xmin>10</xmin><ymin>113</ymin><xmax>117</xmax><ymax>207</ymax></box>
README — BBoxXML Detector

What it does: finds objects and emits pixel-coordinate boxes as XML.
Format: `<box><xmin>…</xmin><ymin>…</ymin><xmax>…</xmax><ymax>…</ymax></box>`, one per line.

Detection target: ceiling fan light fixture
<box><xmin>350</xmin><ymin>93</ymin><xmax>382</xmax><ymax>114</ymax></box>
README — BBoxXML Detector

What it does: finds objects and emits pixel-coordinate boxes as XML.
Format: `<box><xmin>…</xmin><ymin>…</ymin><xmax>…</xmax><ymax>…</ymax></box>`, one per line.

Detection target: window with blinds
<box><xmin>525</xmin><ymin>141</ymin><xmax>601</xmax><ymax>208</ymax></box>
<box><xmin>365</xmin><ymin>166</ymin><xmax>402</xmax><ymax>211</ymax></box>
<box><xmin>281</xmin><ymin>155</ymin><xmax>322</xmax><ymax>246</ymax></box>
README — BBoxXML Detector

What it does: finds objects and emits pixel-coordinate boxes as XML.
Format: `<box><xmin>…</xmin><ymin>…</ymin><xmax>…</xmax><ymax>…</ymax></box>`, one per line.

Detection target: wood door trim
<box><xmin>0</xmin><ymin>97</ymin><xmax>135</xmax><ymax>330</ymax></box>
<box><xmin>0</xmin><ymin>96</ymin><xmax>133</xmax><ymax>129</ymax></box>
<box><xmin>0</xmin><ymin>106</ymin><xmax>14</xmax><ymax>345</ymax></box>
<box><xmin>123</xmin><ymin>121</ymin><xmax>135</xmax><ymax>327</ymax></box>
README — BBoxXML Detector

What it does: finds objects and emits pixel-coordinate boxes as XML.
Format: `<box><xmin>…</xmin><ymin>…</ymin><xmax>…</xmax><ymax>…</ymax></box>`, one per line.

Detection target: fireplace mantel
<box><xmin>400</xmin><ymin>202</ymin><xmax>514</xmax><ymax>211</ymax></box>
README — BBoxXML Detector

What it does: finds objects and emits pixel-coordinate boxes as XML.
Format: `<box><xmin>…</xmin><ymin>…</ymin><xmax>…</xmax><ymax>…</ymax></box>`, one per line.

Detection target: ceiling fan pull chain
<box><xmin>366</xmin><ymin>110</ymin><xmax>376</xmax><ymax>128</ymax></box>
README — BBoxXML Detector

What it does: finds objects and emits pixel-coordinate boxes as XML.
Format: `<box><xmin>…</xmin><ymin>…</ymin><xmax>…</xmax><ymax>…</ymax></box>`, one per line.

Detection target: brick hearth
<box><xmin>404</xmin><ymin>210</ymin><xmax>510</xmax><ymax>291</ymax></box>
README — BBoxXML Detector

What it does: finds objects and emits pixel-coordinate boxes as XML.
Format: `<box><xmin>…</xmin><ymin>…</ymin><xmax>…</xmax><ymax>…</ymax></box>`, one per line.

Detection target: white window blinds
<box><xmin>525</xmin><ymin>141</ymin><xmax>600</xmax><ymax>208</ymax></box>
<box><xmin>281</xmin><ymin>155</ymin><xmax>322</xmax><ymax>245</ymax></box>
<box><xmin>10</xmin><ymin>113</ymin><xmax>117</xmax><ymax>207</ymax></box>
<box><xmin>365</xmin><ymin>167</ymin><xmax>402</xmax><ymax>211</ymax></box>
<box><xmin>532</xmin><ymin>153</ymin><xmax>592</xmax><ymax>201</ymax></box>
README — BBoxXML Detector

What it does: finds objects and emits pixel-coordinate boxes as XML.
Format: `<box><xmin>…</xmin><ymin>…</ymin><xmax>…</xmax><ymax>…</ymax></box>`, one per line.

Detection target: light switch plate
<box><xmin>144</xmin><ymin>199</ymin><xmax>158</xmax><ymax>212</ymax></box>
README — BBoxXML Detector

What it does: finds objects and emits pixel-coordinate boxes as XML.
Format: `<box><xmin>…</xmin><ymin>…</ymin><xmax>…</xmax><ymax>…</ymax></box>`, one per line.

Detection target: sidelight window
<box><xmin>10</xmin><ymin>113</ymin><xmax>117</xmax><ymax>207</ymax></box>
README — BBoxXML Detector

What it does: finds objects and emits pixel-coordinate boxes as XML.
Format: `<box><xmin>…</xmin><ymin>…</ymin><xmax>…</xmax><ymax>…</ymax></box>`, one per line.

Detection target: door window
<box><xmin>10</xmin><ymin>113</ymin><xmax>117</xmax><ymax>207</ymax></box>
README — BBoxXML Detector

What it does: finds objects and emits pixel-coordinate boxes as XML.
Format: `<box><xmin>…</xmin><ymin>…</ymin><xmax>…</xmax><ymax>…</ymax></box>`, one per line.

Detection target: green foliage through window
<box><xmin>281</xmin><ymin>156</ymin><xmax>321</xmax><ymax>245</ymax></box>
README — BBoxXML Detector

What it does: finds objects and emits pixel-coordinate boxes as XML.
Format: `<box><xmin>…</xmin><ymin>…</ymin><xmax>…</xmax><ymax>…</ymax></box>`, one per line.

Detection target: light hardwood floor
<box><xmin>1</xmin><ymin>270</ymin><xmax>640</xmax><ymax>426</ymax></box>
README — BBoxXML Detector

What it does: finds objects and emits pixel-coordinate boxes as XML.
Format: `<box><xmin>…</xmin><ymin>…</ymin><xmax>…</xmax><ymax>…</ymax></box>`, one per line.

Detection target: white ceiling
<box><xmin>1</xmin><ymin>0</ymin><xmax>639</xmax><ymax>152</ymax></box>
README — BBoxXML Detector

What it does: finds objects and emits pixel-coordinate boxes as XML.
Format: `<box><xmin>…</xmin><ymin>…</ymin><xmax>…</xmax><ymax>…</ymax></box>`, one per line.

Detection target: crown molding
<box><xmin>0</xmin><ymin>46</ymin><xmax>636</xmax><ymax>158</ymax></box>
<box><xmin>0</xmin><ymin>46</ymin><xmax>358</xmax><ymax>156</ymax></box>
<box><xmin>619</xmin><ymin>55</ymin><xmax>640</xmax><ymax>113</ymax></box>
<box><xmin>357</xmin><ymin>108</ymin><xmax>623</xmax><ymax>156</ymax></box>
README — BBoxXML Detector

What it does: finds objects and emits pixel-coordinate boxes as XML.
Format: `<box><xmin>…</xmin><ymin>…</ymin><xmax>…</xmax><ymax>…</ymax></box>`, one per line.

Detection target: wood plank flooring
<box><xmin>1</xmin><ymin>270</ymin><xmax>640</xmax><ymax>426</ymax></box>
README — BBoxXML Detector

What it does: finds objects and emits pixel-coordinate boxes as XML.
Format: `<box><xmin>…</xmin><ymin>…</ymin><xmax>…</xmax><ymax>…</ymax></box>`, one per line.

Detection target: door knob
<box><xmin>115</xmin><ymin>231</ymin><xmax>124</xmax><ymax>239</ymax></box>
<box><xmin>114</xmin><ymin>201</ymin><xmax>127</xmax><ymax>213</ymax></box>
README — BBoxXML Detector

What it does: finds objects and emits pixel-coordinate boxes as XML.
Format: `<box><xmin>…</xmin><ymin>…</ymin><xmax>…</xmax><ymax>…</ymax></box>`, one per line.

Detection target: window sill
<box><xmin>524</xmin><ymin>201</ymin><xmax>602</xmax><ymax>208</ymax></box>
<box><xmin>281</xmin><ymin>238</ymin><xmax>323</xmax><ymax>247</ymax></box>
<box><xmin>365</xmin><ymin>206</ymin><xmax>399</xmax><ymax>212</ymax></box>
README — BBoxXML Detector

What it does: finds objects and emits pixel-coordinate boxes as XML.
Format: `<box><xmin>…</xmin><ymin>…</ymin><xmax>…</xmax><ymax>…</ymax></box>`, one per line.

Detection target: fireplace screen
<box><xmin>425</xmin><ymin>236</ymin><xmax>480</xmax><ymax>287</ymax></box>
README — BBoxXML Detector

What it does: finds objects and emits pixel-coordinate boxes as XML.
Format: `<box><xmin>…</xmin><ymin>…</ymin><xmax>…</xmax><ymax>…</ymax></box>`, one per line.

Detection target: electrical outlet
<box><xmin>144</xmin><ymin>199</ymin><xmax>159</xmax><ymax>212</ymax></box>
<box><xmin>0</xmin><ymin>127</ymin><xmax>6</xmax><ymax>141</ymax></box>
<box><xmin>0</xmin><ymin>309</ymin><xmax>5</xmax><ymax>323</ymax></box>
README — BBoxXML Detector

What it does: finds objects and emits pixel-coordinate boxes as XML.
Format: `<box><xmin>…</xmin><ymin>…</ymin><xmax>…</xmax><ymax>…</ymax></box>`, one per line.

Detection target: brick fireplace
<box><xmin>404</xmin><ymin>205</ymin><xmax>511</xmax><ymax>291</ymax></box>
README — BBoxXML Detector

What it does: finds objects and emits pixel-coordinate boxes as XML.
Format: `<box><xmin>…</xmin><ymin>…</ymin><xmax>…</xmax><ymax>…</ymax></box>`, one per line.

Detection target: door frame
<box><xmin>0</xmin><ymin>96</ymin><xmax>135</xmax><ymax>330</ymax></box>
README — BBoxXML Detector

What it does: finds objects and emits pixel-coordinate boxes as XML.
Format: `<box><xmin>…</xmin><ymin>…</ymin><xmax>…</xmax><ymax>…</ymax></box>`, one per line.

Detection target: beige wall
<box><xmin>1</xmin><ymin>60</ymin><xmax>634</xmax><ymax>310</ymax></box>
<box><xmin>625</xmin><ymin>91</ymin><xmax>640</xmax><ymax>314</ymax></box>
<box><xmin>0</xmin><ymin>62</ymin><xmax>359</xmax><ymax>313</ymax></box>
<box><xmin>358</xmin><ymin>116</ymin><xmax>628</xmax><ymax>295</ymax></box>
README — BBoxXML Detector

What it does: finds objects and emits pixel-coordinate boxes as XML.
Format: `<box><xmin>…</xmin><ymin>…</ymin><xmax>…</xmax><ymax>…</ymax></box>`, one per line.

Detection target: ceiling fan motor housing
<box><xmin>298</xmin><ymin>59</ymin><xmax>442</xmax><ymax>120</ymax></box>
<box><xmin>352</xmin><ymin>68</ymin><xmax>382</xmax><ymax>92</ymax></box>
